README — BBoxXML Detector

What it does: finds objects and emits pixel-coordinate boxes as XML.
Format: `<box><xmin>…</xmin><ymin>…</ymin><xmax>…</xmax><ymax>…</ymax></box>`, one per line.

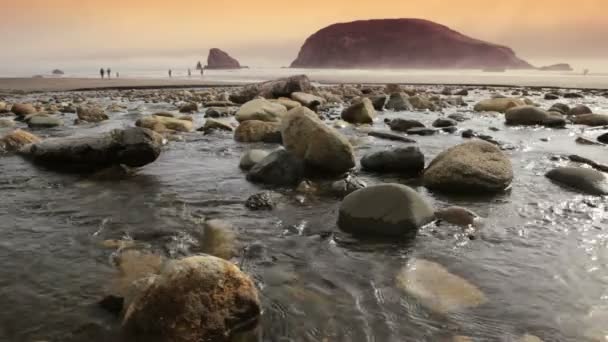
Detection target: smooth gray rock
<box><xmin>246</xmin><ymin>149</ymin><xmax>304</xmax><ymax>186</ymax></box>
<box><xmin>361</xmin><ymin>147</ymin><xmax>424</xmax><ymax>174</ymax></box>
<box><xmin>239</xmin><ymin>149</ymin><xmax>270</xmax><ymax>170</ymax></box>
<box><xmin>546</xmin><ymin>167</ymin><xmax>608</xmax><ymax>195</ymax></box>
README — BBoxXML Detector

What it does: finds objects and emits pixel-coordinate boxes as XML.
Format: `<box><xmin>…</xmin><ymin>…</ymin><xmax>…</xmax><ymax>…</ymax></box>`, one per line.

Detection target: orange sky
<box><xmin>1</xmin><ymin>0</ymin><xmax>606</xmax><ymax>65</ymax></box>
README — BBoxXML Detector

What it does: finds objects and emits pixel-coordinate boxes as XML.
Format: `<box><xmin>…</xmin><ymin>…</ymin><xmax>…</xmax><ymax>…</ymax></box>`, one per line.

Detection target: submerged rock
<box><xmin>122</xmin><ymin>255</ymin><xmax>260</xmax><ymax>342</ymax></box>
<box><xmin>0</xmin><ymin>129</ymin><xmax>41</xmax><ymax>152</ymax></box>
<box><xmin>546</xmin><ymin>167</ymin><xmax>608</xmax><ymax>195</ymax></box>
<box><xmin>385</xmin><ymin>93</ymin><xmax>413</xmax><ymax>111</ymax></box>
<box><xmin>505</xmin><ymin>106</ymin><xmax>565</xmax><ymax>127</ymax></box>
<box><xmin>435</xmin><ymin>206</ymin><xmax>482</xmax><ymax>227</ymax></box>
<box><xmin>178</xmin><ymin>102</ymin><xmax>198</xmax><ymax>113</ymax></box>
<box><xmin>200</xmin><ymin>119</ymin><xmax>233</xmax><ymax>133</ymax></box>
<box><xmin>235</xmin><ymin>99</ymin><xmax>287</xmax><ymax>123</ymax></box>
<box><xmin>136</xmin><ymin>115</ymin><xmax>194</xmax><ymax>133</ymax></box>
<box><xmin>281</xmin><ymin>107</ymin><xmax>355</xmax><ymax>175</ymax></box>
<box><xmin>368</xmin><ymin>130</ymin><xmax>416</xmax><ymax>143</ymax></box>
<box><xmin>77</xmin><ymin>106</ymin><xmax>109</xmax><ymax>123</ymax></box>
<box><xmin>329</xmin><ymin>175</ymin><xmax>366</xmax><ymax>197</ymax></box>
<box><xmin>246</xmin><ymin>149</ymin><xmax>304</xmax><ymax>186</ymax></box>
<box><xmin>245</xmin><ymin>191</ymin><xmax>276</xmax><ymax>210</ymax></box>
<box><xmin>234</xmin><ymin>120</ymin><xmax>281</xmax><ymax>143</ymax></box>
<box><xmin>386</xmin><ymin>118</ymin><xmax>425</xmax><ymax>132</ymax></box>
<box><xmin>290</xmin><ymin>92</ymin><xmax>325</xmax><ymax>110</ymax></box>
<box><xmin>200</xmin><ymin>219</ymin><xmax>236</xmax><ymax>260</ymax></box>
<box><xmin>396</xmin><ymin>259</ymin><xmax>487</xmax><ymax>314</ymax></box>
<box><xmin>568</xmin><ymin>104</ymin><xmax>592</xmax><ymax>116</ymax></box>
<box><xmin>424</xmin><ymin>141</ymin><xmax>513</xmax><ymax>193</ymax></box>
<box><xmin>432</xmin><ymin>118</ymin><xmax>457</xmax><ymax>128</ymax></box>
<box><xmin>337</xmin><ymin>183</ymin><xmax>435</xmax><ymax>237</ymax></box>
<box><xmin>473</xmin><ymin>98</ymin><xmax>526</xmax><ymax>113</ymax></box>
<box><xmin>19</xmin><ymin>127</ymin><xmax>163</xmax><ymax>172</ymax></box>
<box><xmin>361</xmin><ymin>147</ymin><xmax>425</xmax><ymax>175</ymax></box>
<box><xmin>573</xmin><ymin>114</ymin><xmax>608</xmax><ymax>127</ymax></box>
<box><xmin>11</xmin><ymin>103</ymin><xmax>37</xmax><ymax>117</ymax></box>
<box><xmin>341</xmin><ymin>98</ymin><xmax>376</xmax><ymax>124</ymax></box>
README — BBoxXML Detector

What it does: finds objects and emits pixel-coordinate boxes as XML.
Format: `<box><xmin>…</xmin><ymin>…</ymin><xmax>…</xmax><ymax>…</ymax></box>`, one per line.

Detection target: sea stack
<box><xmin>290</xmin><ymin>19</ymin><xmax>532</xmax><ymax>69</ymax></box>
<box><xmin>206</xmin><ymin>48</ymin><xmax>241</xmax><ymax>69</ymax></box>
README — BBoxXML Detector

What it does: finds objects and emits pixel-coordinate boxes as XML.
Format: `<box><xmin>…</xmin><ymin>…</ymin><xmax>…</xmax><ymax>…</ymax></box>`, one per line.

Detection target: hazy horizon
<box><xmin>2</xmin><ymin>0</ymin><xmax>607</xmax><ymax>74</ymax></box>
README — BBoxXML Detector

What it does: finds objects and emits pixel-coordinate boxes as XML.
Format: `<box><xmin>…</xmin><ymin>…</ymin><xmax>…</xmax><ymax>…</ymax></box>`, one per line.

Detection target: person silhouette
<box><xmin>169</xmin><ymin>69</ymin><xmax>172</xmax><ymax>78</ymax></box>
<box><xmin>107</xmin><ymin>68</ymin><xmax>111</xmax><ymax>79</ymax></box>
<box><xmin>201</xmin><ymin>67</ymin><xmax>205</xmax><ymax>77</ymax></box>
<box><xmin>100</xmin><ymin>68</ymin><xmax>105</xmax><ymax>79</ymax></box>
<box><xmin>188</xmin><ymin>68</ymin><xmax>191</xmax><ymax>77</ymax></box>
<box><xmin>116</xmin><ymin>72</ymin><xmax>119</xmax><ymax>78</ymax></box>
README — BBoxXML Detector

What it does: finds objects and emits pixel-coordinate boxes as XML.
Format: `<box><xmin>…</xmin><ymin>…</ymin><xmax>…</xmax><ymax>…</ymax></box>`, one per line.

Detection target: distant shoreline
<box><xmin>0</xmin><ymin>75</ymin><xmax>607</xmax><ymax>93</ymax></box>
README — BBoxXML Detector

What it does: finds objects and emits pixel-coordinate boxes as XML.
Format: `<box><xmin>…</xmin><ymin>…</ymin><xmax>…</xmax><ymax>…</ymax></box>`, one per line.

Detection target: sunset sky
<box><xmin>1</xmin><ymin>0</ymin><xmax>606</xmax><ymax>69</ymax></box>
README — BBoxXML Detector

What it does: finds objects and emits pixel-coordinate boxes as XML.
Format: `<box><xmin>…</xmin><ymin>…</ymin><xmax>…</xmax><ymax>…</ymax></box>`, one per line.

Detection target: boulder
<box><xmin>273</xmin><ymin>98</ymin><xmax>302</xmax><ymax>110</ymax></box>
<box><xmin>549</xmin><ymin>103</ymin><xmax>569</xmax><ymax>115</ymax></box>
<box><xmin>122</xmin><ymin>255</ymin><xmax>260</xmax><ymax>342</ymax></box>
<box><xmin>368</xmin><ymin>95</ymin><xmax>388</xmax><ymax>111</ymax></box>
<box><xmin>341</xmin><ymin>98</ymin><xmax>376</xmax><ymax>124</ymax></box>
<box><xmin>200</xmin><ymin>119</ymin><xmax>233</xmax><ymax>133</ymax></box>
<box><xmin>77</xmin><ymin>106</ymin><xmax>109</xmax><ymax>123</ymax></box>
<box><xmin>395</xmin><ymin>259</ymin><xmax>487</xmax><ymax>314</ymax></box>
<box><xmin>409</xmin><ymin>95</ymin><xmax>435</xmax><ymax>110</ymax></box>
<box><xmin>454</xmin><ymin>89</ymin><xmax>469</xmax><ymax>96</ymax></box>
<box><xmin>435</xmin><ymin>206</ymin><xmax>481</xmax><ymax>227</ymax></box>
<box><xmin>573</xmin><ymin>114</ymin><xmax>608</xmax><ymax>126</ymax></box>
<box><xmin>179</xmin><ymin>103</ymin><xmax>198</xmax><ymax>113</ymax></box>
<box><xmin>564</xmin><ymin>92</ymin><xmax>584</xmax><ymax>99</ymax></box>
<box><xmin>568</xmin><ymin>105</ymin><xmax>592</xmax><ymax>116</ymax></box>
<box><xmin>598</xmin><ymin>132</ymin><xmax>608</xmax><ymax>144</ymax></box>
<box><xmin>234</xmin><ymin>120</ymin><xmax>281</xmax><ymax>143</ymax></box>
<box><xmin>505</xmin><ymin>106</ymin><xmax>565</xmax><ymax>127</ymax></box>
<box><xmin>329</xmin><ymin>175</ymin><xmax>367</xmax><ymax>197</ymax></box>
<box><xmin>424</xmin><ymin>141</ymin><xmax>513</xmax><ymax>193</ymax></box>
<box><xmin>230</xmin><ymin>75</ymin><xmax>313</xmax><ymax>104</ymax></box>
<box><xmin>26</xmin><ymin>114</ymin><xmax>63</xmax><ymax>128</ymax></box>
<box><xmin>0</xmin><ymin>129</ymin><xmax>41</xmax><ymax>153</ymax></box>
<box><xmin>545</xmin><ymin>167</ymin><xmax>608</xmax><ymax>195</ymax></box>
<box><xmin>432</xmin><ymin>118</ymin><xmax>457</xmax><ymax>128</ymax></box>
<box><xmin>337</xmin><ymin>183</ymin><xmax>435</xmax><ymax>237</ymax></box>
<box><xmin>281</xmin><ymin>107</ymin><xmax>355</xmax><ymax>175</ymax></box>
<box><xmin>290</xmin><ymin>19</ymin><xmax>531</xmax><ymax>69</ymax></box>
<box><xmin>136</xmin><ymin>115</ymin><xmax>194</xmax><ymax>133</ymax></box>
<box><xmin>473</xmin><ymin>98</ymin><xmax>526</xmax><ymax>112</ymax></box>
<box><xmin>235</xmin><ymin>99</ymin><xmax>287</xmax><ymax>123</ymax></box>
<box><xmin>246</xmin><ymin>149</ymin><xmax>305</xmax><ymax>186</ymax></box>
<box><xmin>239</xmin><ymin>149</ymin><xmax>270</xmax><ymax>170</ymax></box>
<box><xmin>361</xmin><ymin>147</ymin><xmax>425</xmax><ymax>174</ymax></box>
<box><xmin>544</xmin><ymin>93</ymin><xmax>559</xmax><ymax>100</ymax></box>
<box><xmin>385</xmin><ymin>93</ymin><xmax>413</xmax><ymax>111</ymax></box>
<box><xmin>386</xmin><ymin>118</ymin><xmax>425</xmax><ymax>132</ymax></box>
<box><xmin>19</xmin><ymin>127</ymin><xmax>163</xmax><ymax>172</ymax></box>
<box><xmin>204</xmin><ymin>107</ymin><xmax>232</xmax><ymax>118</ymax></box>
<box><xmin>290</xmin><ymin>92</ymin><xmax>325</xmax><ymax>109</ymax></box>
<box><xmin>0</xmin><ymin>118</ymin><xmax>15</xmax><ymax>128</ymax></box>
<box><xmin>205</xmin><ymin>48</ymin><xmax>241</xmax><ymax>69</ymax></box>
<box><xmin>11</xmin><ymin>103</ymin><xmax>37</xmax><ymax>117</ymax></box>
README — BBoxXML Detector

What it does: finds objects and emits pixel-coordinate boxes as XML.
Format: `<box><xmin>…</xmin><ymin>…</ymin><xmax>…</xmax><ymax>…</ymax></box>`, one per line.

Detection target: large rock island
<box><xmin>205</xmin><ymin>48</ymin><xmax>242</xmax><ymax>69</ymax></box>
<box><xmin>290</xmin><ymin>19</ymin><xmax>532</xmax><ymax>69</ymax></box>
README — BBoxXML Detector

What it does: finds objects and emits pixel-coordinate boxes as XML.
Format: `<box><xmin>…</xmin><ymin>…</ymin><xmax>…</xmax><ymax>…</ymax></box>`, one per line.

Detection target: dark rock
<box><xmin>386</xmin><ymin>118</ymin><xmax>424</xmax><ymax>132</ymax></box>
<box><xmin>368</xmin><ymin>95</ymin><xmax>388</xmax><ymax>111</ymax></box>
<box><xmin>361</xmin><ymin>147</ymin><xmax>425</xmax><ymax>174</ymax></box>
<box><xmin>205</xmin><ymin>48</ymin><xmax>241</xmax><ymax>69</ymax></box>
<box><xmin>544</xmin><ymin>93</ymin><xmax>560</xmax><ymax>100</ymax></box>
<box><xmin>290</xmin><ymin>19</ymin><xmax>531</xmax><ymax>69</ymax></box>
<box><xmin>448</xmin><ymin>113</ymin><xmax>468</xmax><ymax>122</ymax></box>
<box><xmin>245</xmin><ymin>191</ymin><xmax>275</xmax><ymax>210</ymax></box>
<box><xmin>368</xmin><ymin>130</ymin><xmax>416</xmax><ymax>143</ymax></box>
<box><xmin>329</xmin><ymin>175</ymin><xmax>366</xmax><ymax>197</ymax></box>
<box><xmin>505</xmin><ymin>106</ymin><xmax>565</xmax><ymax>127</ymax></box>
<box><xmin>341</xmin><ymin>98</ymin><xmax>376</xmax><ymax>124</ymax></box>
<box><xmin>549</xmin><ymin>103</ymin><xmax>570</xmax><ymax>115</ymax></box>
<box><xmin>98</xmin><ymin>295</ymin><xmax>124</xmax><ymax>315</ymax></box>
<box><xmin>598</xmin><ymin>132</ymin><xmax>608</xmax><ymax>144</ymax></box>
<box><xmin>18</xmin><ymin>127</ymin><xmax>163</xmax><ymax>172</ymax></box>
<box><xmin>576</xmin><ymin>137</ymin><xmax>604</xmax><ymax>146</ymax></box>
<box><xmin>337</xmin><ymin>183</ymin><xmax>435</xmax><ymax>237</ymax></box>
<box><xmin>432</xmin><ymin>118</ymin><xmax>457</xmax><ymax>128</ymax></box>
<box><xmin>230</xmin><ymin>75</ymin><xmax>312</xmax><ymax>104</ymax></box>
<box><xmin>461</xmin><ymin>129</ymin><xmax>476</xmax><ymax>138</ymax></box>
<box><xmin>573</xmin><ymin>114</ymin><xmax>608</xmax><ymax>126</ymax></box>
<box><xmin>441</xmin><ymin>126</ymin><xmax>458</xmax><ymax>133</ymax></box>
<box><xmin>246</xmin><ymin>149</ymin><xmax>304</xmax><ymax>186</ymax></box>
<box><xmin>179</xmin><ymin>102</ymin><xmax>198</xmax><ymax>113</ymax></box>
<box><xmin>546</xmin><ymin>167</ymin><xmax>608</xmax><ymax>195</ymax></box>
<box><xmin>564</xmin><ymin>92</ymin><xmax>584</xmax><ymax>99</ymax></box>
<box><xmin>406</xmin><ymin>127</ymin><xmax>438</xmax><ymax>136</ymax></box>
<box><xmin>385</xmin><ymin>93</ymin><xmax>413</xmax><ymax>111</ymax></box>
<box><xmin>454</xmin><ymin>89</ymin><xmax>469</xmax><ymax>96</ymax></box>
<box><xmin>568</xmin><ymin>105</ymin><xmax>592</xmax><ymax>116</ymax></box>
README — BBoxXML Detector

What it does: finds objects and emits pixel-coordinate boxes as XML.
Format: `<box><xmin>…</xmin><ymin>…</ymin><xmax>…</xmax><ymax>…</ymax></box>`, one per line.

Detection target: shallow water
<box><xmin>1</xmin><ymin>86</ymin><xmax>607</xmax><ymax>342</ymax></box>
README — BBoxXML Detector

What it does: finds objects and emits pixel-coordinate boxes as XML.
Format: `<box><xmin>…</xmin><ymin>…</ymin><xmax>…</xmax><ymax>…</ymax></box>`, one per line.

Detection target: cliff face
<box><xmin>291</xmin><ymin>19</ymin><xmax>532</xmax><ymax>69</ymax></box>
<box><xmin>206</xmin><ymin>48</ymin><xmax>241</xmax><ymax>69</ymax></box>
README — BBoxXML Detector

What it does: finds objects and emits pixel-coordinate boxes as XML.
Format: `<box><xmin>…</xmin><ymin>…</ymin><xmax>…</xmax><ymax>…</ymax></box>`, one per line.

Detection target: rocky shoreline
<box><xmin>1</xmin><ymin>75</ymin><xmax>607</xmax><ymax>341</ymax></box>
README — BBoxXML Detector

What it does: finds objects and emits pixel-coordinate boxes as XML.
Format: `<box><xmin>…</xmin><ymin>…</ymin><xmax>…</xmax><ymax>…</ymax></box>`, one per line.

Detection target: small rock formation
<box><xmin>546</xmin><ymin>167</ymin><xmax>608</xmax><ymax>195</ymax></box>
<box><xmin>473</xmin><ymin>98</ymin><xmax>526</xmax><ymax>113</ymax></box>
<box><xmin>291</xmin><ymin>19</ymin><xmax>531</xmax><ymax>69</ymax></box>
<box><xmin>598</xmin><ymin>132</ymin><xmax>608</xmax><ymax>144</ymax></box>
<box><xmin>234</xmin><ymin>120</ymin><xmax>281</xmax><ymax>143</ymax></box>
<box><xmin>395</xmin><ymin>259</ymin><xmax>487</xmax><ymax>314</ymax></box>
<box><xmin>361</xmin><ymin>147</ymin><xmax>425</xmax><ymax>175</ymax></box>
<box><xmin>572</xmin><ymin>114</ymin><xmax>608</xmax><ymax>126</ymax></box>
<box><xmin>435</xmin><ymin>206</ymin><xmax>482</xmax><ymax>227</ymax></box>
<box><xmin>239</xmin><ymin>149</ymin><xmax>270</xmax><ymax>170</ymax></box>
<box><xmin>77</xmin><ymin>106</ymin><xmax>109</xmax><ymax>123</ymax></box>
<box><xmin>341</xmin><ymin>98</ymin><xmax>377</xmax><ymax>124</ymax></box>
<box><xmin>235</xmin><ymin>99</ymin><xmax>287</xmax><ymax>122</ymax></box>
<box><xmin>11</xmin><ymin>103</ymin><xmax>37</xmax><ymax>117</ymax></box>
<box><xmin>386</xmin><ymin>118</ymin><xmax>425</xmax><ymax>132</ymax></box>
<box><xmin>245</xmin><ymin>191</ymin><xmax>276</xmax><ymax>210</ymax></box>
<box><xmin>337</xmin><ymin>183</ymin><xmax>435</xmax><ymax>237</ymax></box>
<box><xmin>424</xmin><ymin>141</ymin><xmax>513</xmax><ymax>193</ymax></box>
<box><xmin>122</xmin><ymin>255</ymin><xmax>260</xmax><ymax>342</ymax></box>
<box><xmin>19</xmin><ymin>127</ymin><xmax>163</xmax><ymax>172</ymax></box>
<box><xmin>505</xmin><ymin>106</ymin><xmax>565</xmax><ymax>127</ymax></box>
<box><xmin>136</xmin><ymin>115</ymin><xmax>194</xmax><ymax>133</ymax></box>
<box><xmin>205</xmin><ymin>48</ymin><xmax>241</xmax><ymax>69</ymax></box>
<box><xmin>0</xmin><ymin>129</ymin><xmax>41</xmax><ymax>153</ymax></box>
<box><xmin>229</xmin><ymin>75</ymin><xmax>313</xmax><ymax>104</ymax></box>
<box><xmin>246</xmin><ymin>149</ymin><xmax>305</xmax><ymax>186</ymax></box>
<box><xmin>52</xmin><ymin>69</ymin><xmax>65</xmax><ymax>75</ymax></box>
<box><xmin>179</xmin><ymin>103</ymin><xmax>198</xmax><ymax>113</ymax></box>
<box><xmin>539</xmin><ymin>63</ymin><xmax>573</xmax><ymax>71</ymax></box>
<box><xmin>281</xmin><ymin>107</ymin><xmax>355</xmax><ymax>175</ymax></box>
<box><xmin>385</xmin><ymin>93</ymin><xmax>413</xmax><ymax>111</ymax></box>
<box><xmin>432</xmin><ymin>118</ymin><xmax>457</xmax><ymax>128</ymax></box>
<box><xmin>273</xmin><ymin>98</ymin><xmax>302</xmax><ymax>110</ymax></box>
<box><xmin>26</xmin><ymin>114</ymin><xmax>64</xmax><ymax>128</ymax></box>
<box><xmin>200</xmin><ymin>119</ymin><xmax>233</xmax><ymax>133</ymax></box>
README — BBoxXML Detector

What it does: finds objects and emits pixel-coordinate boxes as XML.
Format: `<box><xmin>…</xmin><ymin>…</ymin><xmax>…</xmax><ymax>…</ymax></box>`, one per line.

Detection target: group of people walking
<box><xmin>168</xmin><ymin>68</ymin><xmax>205</xmax><ymax>78</ymax></box>
<box><xmin>99</xmin><ymin>68</ymin><xmax>118</xmax><ymax>79</ymax></box>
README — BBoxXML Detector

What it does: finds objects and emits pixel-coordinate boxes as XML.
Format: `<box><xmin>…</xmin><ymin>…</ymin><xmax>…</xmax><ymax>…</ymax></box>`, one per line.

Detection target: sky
<box><xmin>1</xmin><ymin>0</ymin><xmax>606</xmax><ymax>70</ymax></box>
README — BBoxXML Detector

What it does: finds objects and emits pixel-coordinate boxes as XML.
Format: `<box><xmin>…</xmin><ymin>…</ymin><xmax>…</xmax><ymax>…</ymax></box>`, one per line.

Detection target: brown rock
<box><xmin>205</xmin><ymin>48</ymin><xmax>241</xmax><ymax>69</ymax></box>
<box><xmin>0</xmin><ymin>129</ymin><xmax>41</xmax><ymax>152</ymax></box>
<box><xmin>234</xmin><ymin>120</ymin><xmax>281</xmax><ymax>143</ymax></box>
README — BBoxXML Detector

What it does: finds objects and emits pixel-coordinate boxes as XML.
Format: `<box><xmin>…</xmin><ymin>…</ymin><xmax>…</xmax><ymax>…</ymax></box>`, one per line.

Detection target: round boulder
<box><xmin>361</xmin><ymin>147</ymin><xmax>425</xmax><ymax>175</ymax></box>
<box><xmin>573</xmin><ymin>114</ymin><xmax>608</xmax><ymax>126</ymax></box>
<box><xmin>337</xmin><ymin>183</ymin><xmax>435</xmax><ymax>237</ymax></box>
<box><xmin>505</xmin><ymin>106</ymin><xmax>565</xmax><ymax>127</ymax></box>
<box><xmin>235</xmin><ymin>99</ymin><xmax>287</xmax><ymax>123</ymax></box>
<box><xmin>432</xmin><ymin>118</ymin><xmax>457</xmax><ymax>128</ymax></box>
<box><xmin>11</xmin><ymin>103</ymin><xmax>37</xmax><ymax>116</ymax></box>
<box><xmin>568</xmin><ymin>104</ymin><xmax>592</xmax><ymax>116</ymax></box>
<box><xmin>341</xmin><ymin>98</ymin><xmax>377</xmax><ymax>124</ymax></box>
<box><xmin>546</xmin><ymin>167</ymin><xmax>608</xmax><ymax>195</ymax></box>
<box><xmin>424</xmin><ymin>141</ymin><xmax>513</xmax><ymax>193</ymax></box>
<box><xmin>281</xmin><ymin>107</ymin><xmax>355</xmax><ymax>175</ymax></box>
<box><xmin>234</xmin><ymin>120</ymin><xmax>281</xmax><ymax>143</ymax></box>
<box><xmin>386</xmin><ymin>118</ymin><xmax>425</xmax><ymax>132</ymax></box>
<box><xmin>122</xmin><ymin>255</ymin><xmax>260</xmax><ymax>342</ymax></box>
